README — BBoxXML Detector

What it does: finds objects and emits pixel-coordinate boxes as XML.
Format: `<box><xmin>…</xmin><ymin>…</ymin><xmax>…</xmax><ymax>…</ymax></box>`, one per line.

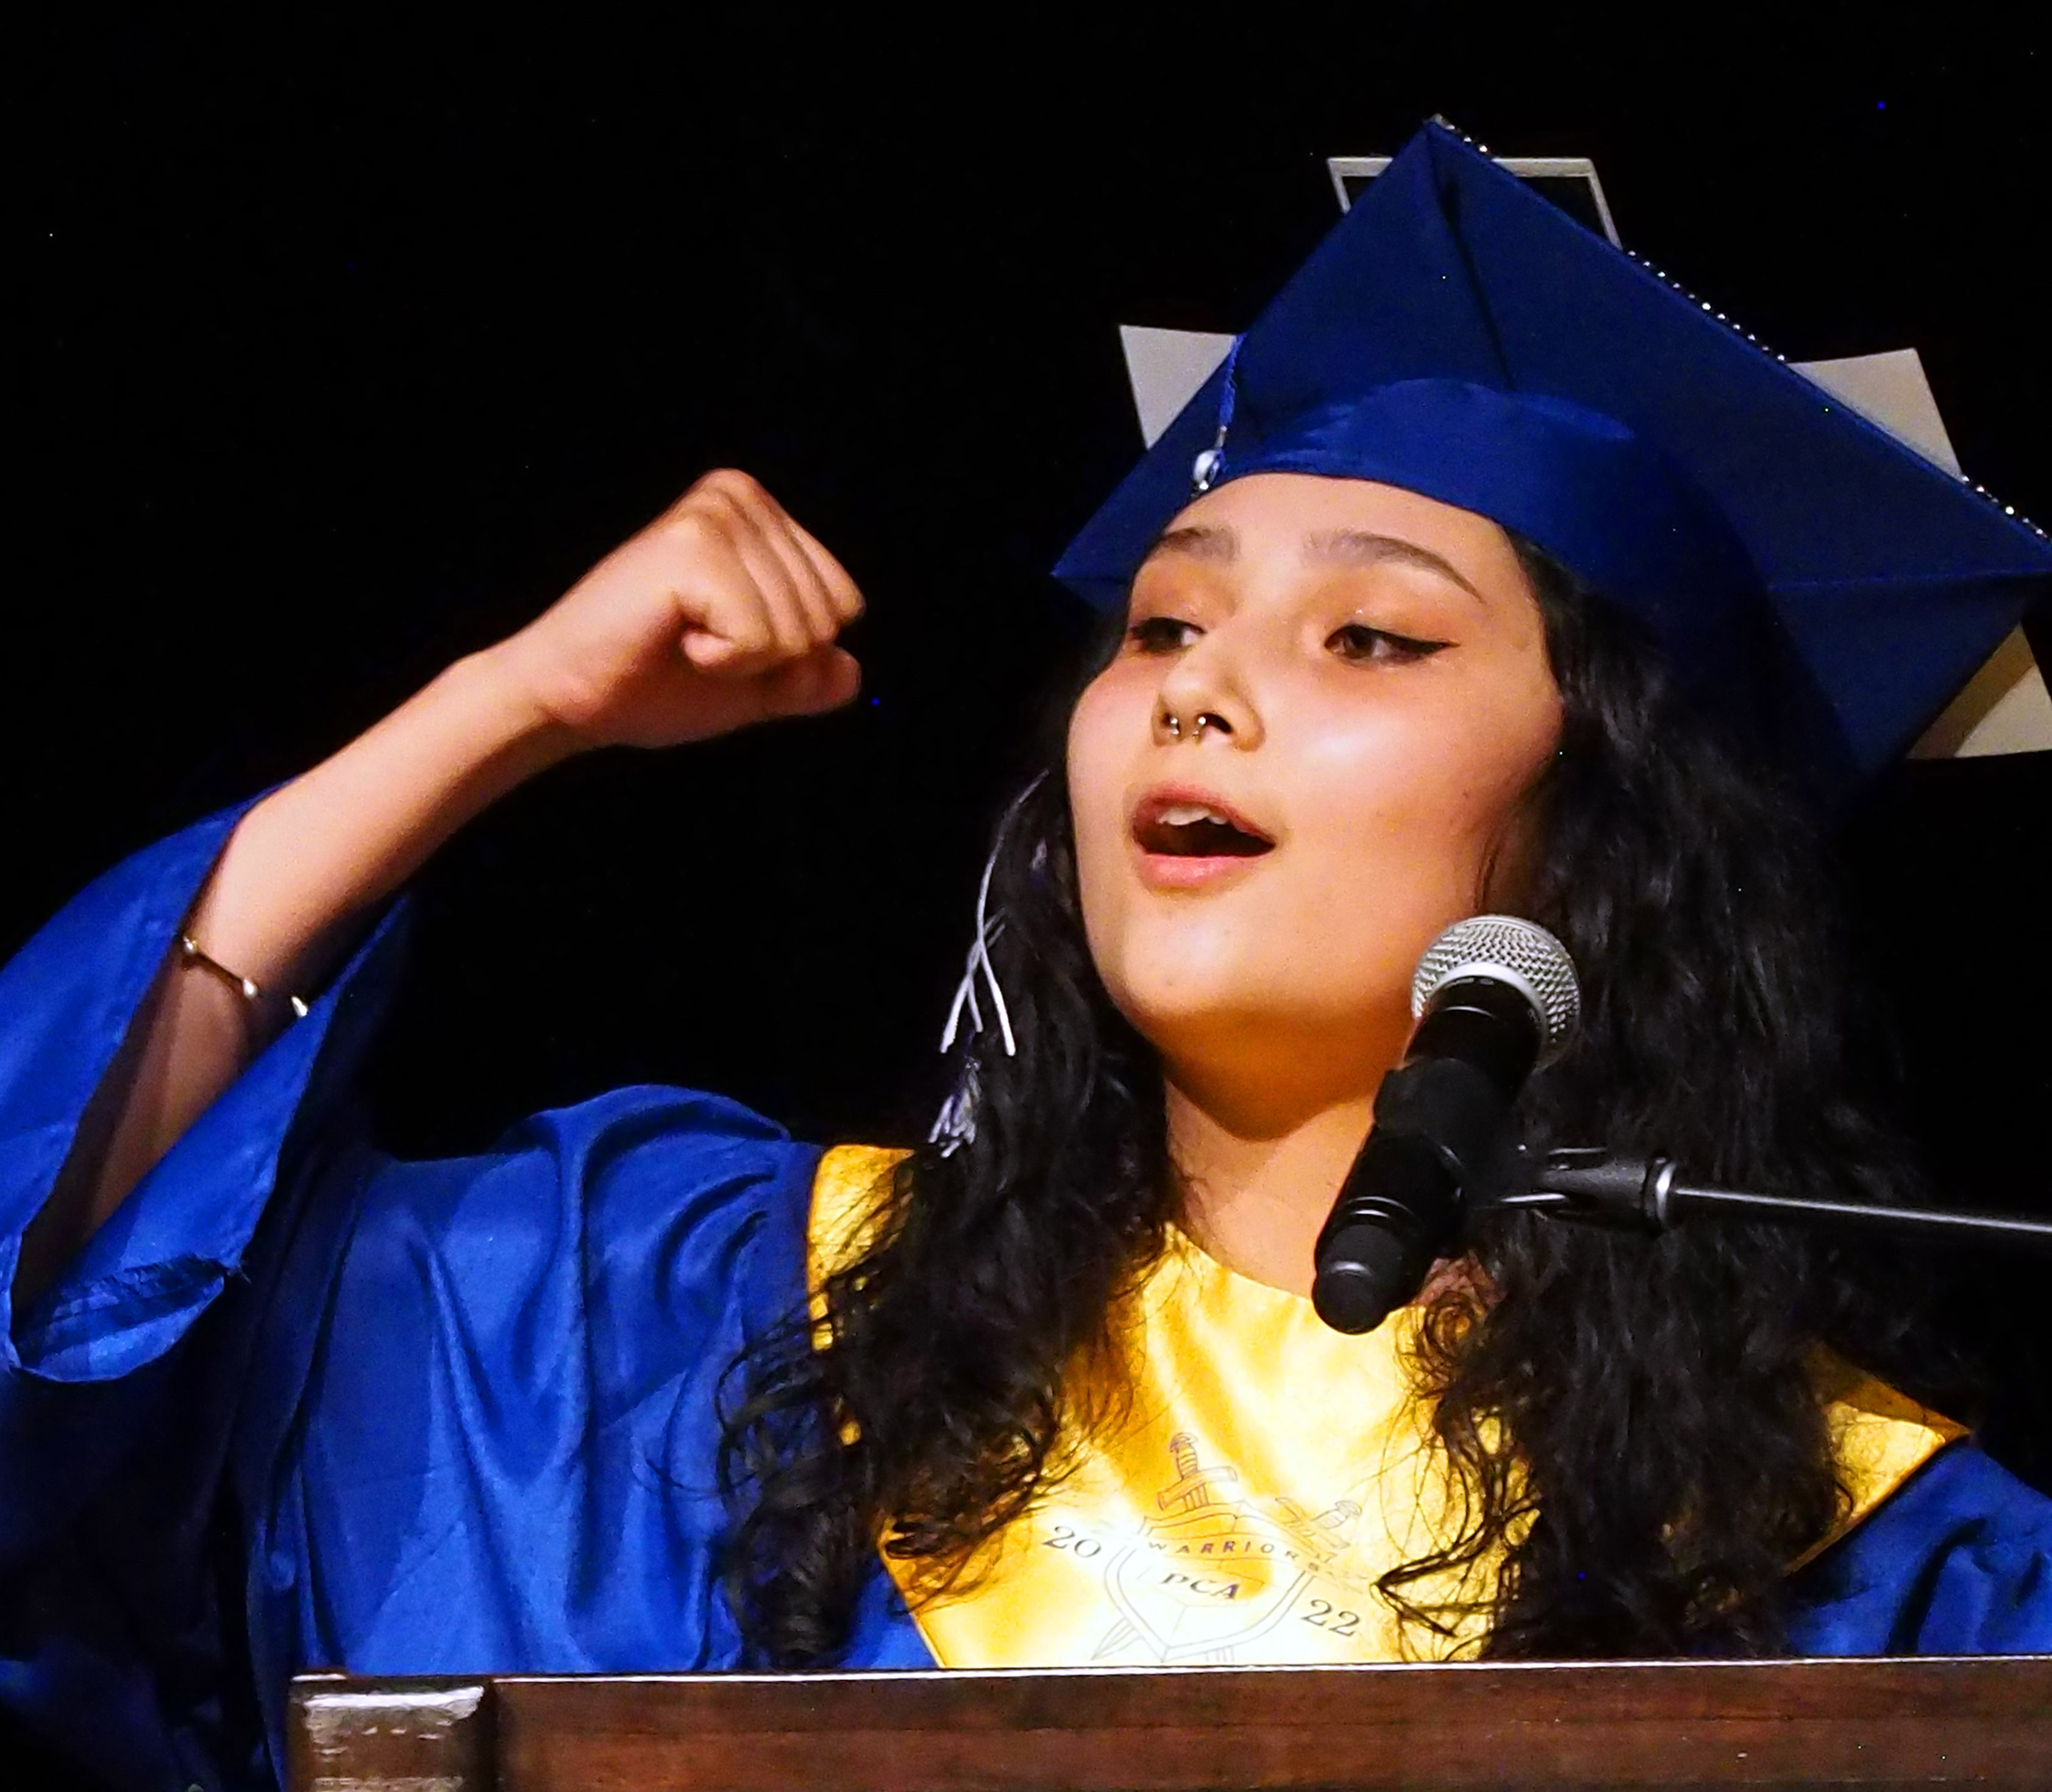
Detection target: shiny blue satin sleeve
<box><xmin>268</xmin><ymin>1083</ymin><xmax>931</xmax><ymax>1687</ymax></box>
<box><xmin>0</xmin><ymin>797</ymin><xmax>404</xmax><ymax>1536</ymax></box>
<box><xmin>1789</xmin><ymin>1441</ymin><xmax>2052</xmax><ymax>1654</ymax></box>
<box><xmin>0</xmin><ymin>798</ymin><xmax>411</xmax><ymax>1788</ymax></box>
<box><xmin>0</xmin><ymin>809</ymin><xmax>928</xmax><ymax>1792</ymax></box>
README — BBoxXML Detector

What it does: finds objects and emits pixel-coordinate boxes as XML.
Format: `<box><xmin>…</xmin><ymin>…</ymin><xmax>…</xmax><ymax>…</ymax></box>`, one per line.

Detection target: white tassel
<box><xmin>937</xmin><ymin>843</ymin><xmax>1017</xmax><ymax>1058</ymax></box>
<box><xmin>929</xmin><ymin>1060</ymin><xmax>980</xmax><ymax>1156</ymax></box>
<box><xmin>930</xmin><ymin>776</ymin><xmax>1044</xmax><ymax>1152</ymax></box>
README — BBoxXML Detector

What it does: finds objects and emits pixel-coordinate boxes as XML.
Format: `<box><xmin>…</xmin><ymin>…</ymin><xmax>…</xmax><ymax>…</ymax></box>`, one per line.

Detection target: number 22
<box><xmin>1302</xmin><ymin>1597</ymin><xmax>1360</xmax><ymax>1638</ymax></box>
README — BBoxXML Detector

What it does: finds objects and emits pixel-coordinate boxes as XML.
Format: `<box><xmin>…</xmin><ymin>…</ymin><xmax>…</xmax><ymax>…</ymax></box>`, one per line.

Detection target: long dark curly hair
<box><xmin>717</xmin><ymin>536</ymin><xmax>1960</xmax><ymax>1665</ymax></box>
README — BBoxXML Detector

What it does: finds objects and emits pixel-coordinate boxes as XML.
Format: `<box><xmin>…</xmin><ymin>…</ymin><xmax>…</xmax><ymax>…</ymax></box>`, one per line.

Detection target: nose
<box><xmin>1152</xmin><ymin>635</ymin><xmax>1263</xmax><ymax>749</ymax></box>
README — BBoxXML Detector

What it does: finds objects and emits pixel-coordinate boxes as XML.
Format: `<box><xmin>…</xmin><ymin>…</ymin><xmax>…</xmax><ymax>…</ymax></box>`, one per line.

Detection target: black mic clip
<box><xmin>1493</xmin><ymin>1144</ymin><xmax>1681</xmax><ymax>1233</ymax></box>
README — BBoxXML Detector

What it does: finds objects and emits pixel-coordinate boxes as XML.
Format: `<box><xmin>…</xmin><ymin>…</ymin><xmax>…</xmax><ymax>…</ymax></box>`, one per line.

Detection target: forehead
<box><xmin>1142</xmin><ymin>473</ymin><xmax>1531</xmax><ymax>609</ymax></box>
<box><xmin>1165</xmin><ymin>472</ymin><xmax>1509</xmax><ymax>550</ymax></box>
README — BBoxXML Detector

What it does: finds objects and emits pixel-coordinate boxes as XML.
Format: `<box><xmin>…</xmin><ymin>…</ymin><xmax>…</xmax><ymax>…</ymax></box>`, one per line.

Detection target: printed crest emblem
<box><xmin>1083</xmin><ymin>1433</ymin><xmax>1372</xmax><ymax>1665</ymax></box>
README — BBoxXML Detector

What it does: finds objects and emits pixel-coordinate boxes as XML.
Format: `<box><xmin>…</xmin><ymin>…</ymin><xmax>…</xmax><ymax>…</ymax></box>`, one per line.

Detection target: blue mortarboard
<box><xmin>1056</xmin><ymin>121</ymin><xmax>2052</xmax><ymax>798</ymax></box>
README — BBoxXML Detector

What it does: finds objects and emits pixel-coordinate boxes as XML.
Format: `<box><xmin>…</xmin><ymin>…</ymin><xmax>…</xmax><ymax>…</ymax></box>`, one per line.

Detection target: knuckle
<box><xmin>725</xmin><ymin>604</ymin><xmax>775</xmax><ymax>651</ymax></box>
<box><xmin>668</xmin><ymin>504</ymin><xmax>728</xmax><ymax>552</ymax></box>
<box><xmin>700</xmin><ymin>466</ymin><xmax>768</xmax><ymax>505</ymax></box>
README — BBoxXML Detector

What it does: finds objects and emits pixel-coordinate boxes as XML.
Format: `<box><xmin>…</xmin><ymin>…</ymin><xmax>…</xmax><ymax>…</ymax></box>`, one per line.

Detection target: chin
<box><xmin>1110</xmin><ymin>958</ymin><xmax>1340</xmax><ymax>1045</ymax></box>
<box><xmin>1099</xmin><ymin>926</ymin><xmax>1261</xmax><ymax>1006</ymax></box>
<box><xmin>1100</xmin><ymin>925</ymin><xmax>1415</xmax><ymax>1066</ymax></box>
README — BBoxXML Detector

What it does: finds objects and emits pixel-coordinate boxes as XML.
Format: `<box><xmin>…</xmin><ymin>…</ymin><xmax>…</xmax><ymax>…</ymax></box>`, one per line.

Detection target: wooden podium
<box><xmin>290</xmin><ymin>1657</ymin><xmax>2052</xmax><ymax>1790</ymax></box>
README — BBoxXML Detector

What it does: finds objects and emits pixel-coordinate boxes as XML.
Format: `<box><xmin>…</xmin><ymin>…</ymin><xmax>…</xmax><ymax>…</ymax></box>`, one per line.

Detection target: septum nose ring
<box><xmin>1162</xmin><ymin>710</ymin><xmax>1217</xmax><ymax>739</ymax></box>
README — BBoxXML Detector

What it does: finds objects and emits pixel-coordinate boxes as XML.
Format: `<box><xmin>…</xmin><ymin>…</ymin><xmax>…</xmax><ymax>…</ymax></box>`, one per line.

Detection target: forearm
<box><xmin>188</xmin><ymin>646</ymin><xmax>579</xmax><ymax>997</ymax></box>
<box><xmin>15</xmin><ymin>646</ymin><xmax>582</xmax><ymax>1307</ymax></box>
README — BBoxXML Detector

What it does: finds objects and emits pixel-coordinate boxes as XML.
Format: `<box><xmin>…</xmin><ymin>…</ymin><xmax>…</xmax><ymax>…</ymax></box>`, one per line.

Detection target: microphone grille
<box><xmin>1411</xmin><ymin>914</ymin><xmax>1581</xmax><ymax>1060</ymax></box>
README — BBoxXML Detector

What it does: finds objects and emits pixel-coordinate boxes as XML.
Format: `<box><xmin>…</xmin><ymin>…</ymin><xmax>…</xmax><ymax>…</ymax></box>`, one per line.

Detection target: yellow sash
<box><xmin>809</xmin><ymin>1145</ymin><xmax>1962</xmax><ymax>1668</ymax></box>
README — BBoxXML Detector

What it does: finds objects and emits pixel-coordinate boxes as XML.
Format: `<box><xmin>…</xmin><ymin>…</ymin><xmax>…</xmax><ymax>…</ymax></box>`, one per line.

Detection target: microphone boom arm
<box><xmin>1511</xmin><ymin>1148</ymin><xmax>2052</xmax><ymax>1256</ymax></box>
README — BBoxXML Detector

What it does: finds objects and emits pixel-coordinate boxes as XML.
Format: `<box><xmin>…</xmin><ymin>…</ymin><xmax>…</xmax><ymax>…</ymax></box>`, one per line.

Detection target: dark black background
<box><xmin>11</xmin><ymin>9</ymin><xmax>2050</xmax><ymax>1471</ymax></box>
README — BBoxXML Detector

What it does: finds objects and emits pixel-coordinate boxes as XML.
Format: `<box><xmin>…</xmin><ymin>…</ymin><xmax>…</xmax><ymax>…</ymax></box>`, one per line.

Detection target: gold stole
<box><xmin>810</xmin><ymin>1146</ymin><xmax>1962</xmax><ymax>1668</ymax></box>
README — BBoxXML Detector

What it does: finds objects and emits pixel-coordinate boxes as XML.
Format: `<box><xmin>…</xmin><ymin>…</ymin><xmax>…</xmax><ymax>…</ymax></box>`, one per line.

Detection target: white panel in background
<box><xmin>1791</xmin><ymin>348</ymin><xmax>1962</xmax><ymax>474</ymax></box>
<box><xmin>1119</xmin><ymin>324</ymin><xmax>1233</xmax><ymax>448</ymax></box>
<box><xmin>1906</xmin><ymin>627</ymin><xmax>2052</xmax><ymax>758</ymax></box>
<box><xmin>1114</xmin><ymin>329</ymin><xmax>2047</xmax><ymax>759</ymax></box>
<box><xmin>1789</xmin><ymin>348</ymin><xmax>2048</xmax><ymax>757</ymax></box>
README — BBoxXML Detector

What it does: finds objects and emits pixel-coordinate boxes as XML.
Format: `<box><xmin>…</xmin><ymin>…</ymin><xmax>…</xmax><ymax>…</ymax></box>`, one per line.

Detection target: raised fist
<box><xmin>491</xmin><ymin>469</ymin><xmax>864</xmax><ymax>750</ymax></box>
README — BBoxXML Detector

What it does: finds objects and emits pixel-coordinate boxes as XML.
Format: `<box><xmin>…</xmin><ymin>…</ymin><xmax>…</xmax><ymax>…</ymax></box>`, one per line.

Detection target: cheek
<box><xmin>1064</xmin><ymin>675</ymin><xmax>1140</xmax><ymax>929</ymax></box>
<box><xmin>1290</xmin><ymin>685</ymin><xmax>1559</xmax><ymax>922</ymax></box>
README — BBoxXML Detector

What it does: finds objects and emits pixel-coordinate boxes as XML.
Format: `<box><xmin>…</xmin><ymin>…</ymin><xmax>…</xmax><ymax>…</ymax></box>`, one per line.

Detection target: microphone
<box><xmin>1311</xmin><ymin>915</ymin><xmax>1581</xmax><ymax>1335</ymax></box>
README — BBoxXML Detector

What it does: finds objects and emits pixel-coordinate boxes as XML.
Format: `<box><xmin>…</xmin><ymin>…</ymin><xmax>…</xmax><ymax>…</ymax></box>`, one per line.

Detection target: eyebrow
<box><xmin>1303</xmin><ymin>529</ymin><xmax>1486</xmax><ymax>603</ymax></box>
<box><xmin>1145</xmin><ymin>524</ymin><xmax>1238</xmax><ymax>563</ymax></box>
<box><xmin>1142</xmin><ymin>523</ymin><xmax>1486</xmax><ymax>604</ymax></box>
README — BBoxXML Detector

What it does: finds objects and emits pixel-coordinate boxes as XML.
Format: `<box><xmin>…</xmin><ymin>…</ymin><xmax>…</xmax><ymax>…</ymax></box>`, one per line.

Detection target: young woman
<box><xmin>5</xmin><ymin>124</ymin><xmax>2050</xmax><ymax>1791</ymax></box>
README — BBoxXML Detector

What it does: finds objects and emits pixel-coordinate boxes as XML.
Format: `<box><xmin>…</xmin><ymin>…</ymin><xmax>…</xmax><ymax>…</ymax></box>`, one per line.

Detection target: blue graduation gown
<box><xmin>2</xmin><ymin>805</ymin><xmax>2048</xmax><ymax>1791</ymax></box>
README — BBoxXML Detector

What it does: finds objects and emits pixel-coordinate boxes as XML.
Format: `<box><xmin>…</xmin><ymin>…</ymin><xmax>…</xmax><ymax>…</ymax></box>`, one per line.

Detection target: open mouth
<box><xmin>1132</xmin><ymin>796</ymin><xmax>1276</xmax><ymax>859</ymax></box>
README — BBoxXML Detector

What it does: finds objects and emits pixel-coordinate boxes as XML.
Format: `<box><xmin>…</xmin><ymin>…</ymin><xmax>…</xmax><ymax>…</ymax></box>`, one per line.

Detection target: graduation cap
<box><xmin>1056</xmin><ymin>121</ymin><xmax>2052</xmax><ymax>800</ymax></box>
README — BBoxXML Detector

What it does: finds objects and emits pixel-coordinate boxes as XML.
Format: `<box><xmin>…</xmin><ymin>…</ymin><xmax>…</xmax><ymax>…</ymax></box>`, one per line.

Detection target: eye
<box><xmin>1326</xmin><ymin>623</ymin><xmax>1452</xmax><ymax>664</ymax></box>
<box><xmin>1128</xmin><ymin>615</ymin><xmax>1202</xmax><ymax>655</ymax></box>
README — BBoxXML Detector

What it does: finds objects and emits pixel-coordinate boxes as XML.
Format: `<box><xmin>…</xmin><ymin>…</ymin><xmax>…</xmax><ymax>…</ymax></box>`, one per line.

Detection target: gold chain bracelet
<box><xmin>177</xmin><ymin>933</ymin><xmax>310</xmax><ymax>1020</ymax></box>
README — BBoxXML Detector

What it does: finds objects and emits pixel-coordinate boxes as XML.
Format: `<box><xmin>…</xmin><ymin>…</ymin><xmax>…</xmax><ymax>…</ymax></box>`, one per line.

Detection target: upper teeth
<box><xmin>1160</xmin><ymin>804</ymin><xmax>1230</xmax><ymax>827</ymax></box>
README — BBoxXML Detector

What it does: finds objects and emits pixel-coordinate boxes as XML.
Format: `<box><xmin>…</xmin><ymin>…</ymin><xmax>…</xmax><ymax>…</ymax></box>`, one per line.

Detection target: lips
<box><xmin>1131</xmin><ymin>788</ymin><xmax>1277</xmax><ymax>861</ymax></box>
